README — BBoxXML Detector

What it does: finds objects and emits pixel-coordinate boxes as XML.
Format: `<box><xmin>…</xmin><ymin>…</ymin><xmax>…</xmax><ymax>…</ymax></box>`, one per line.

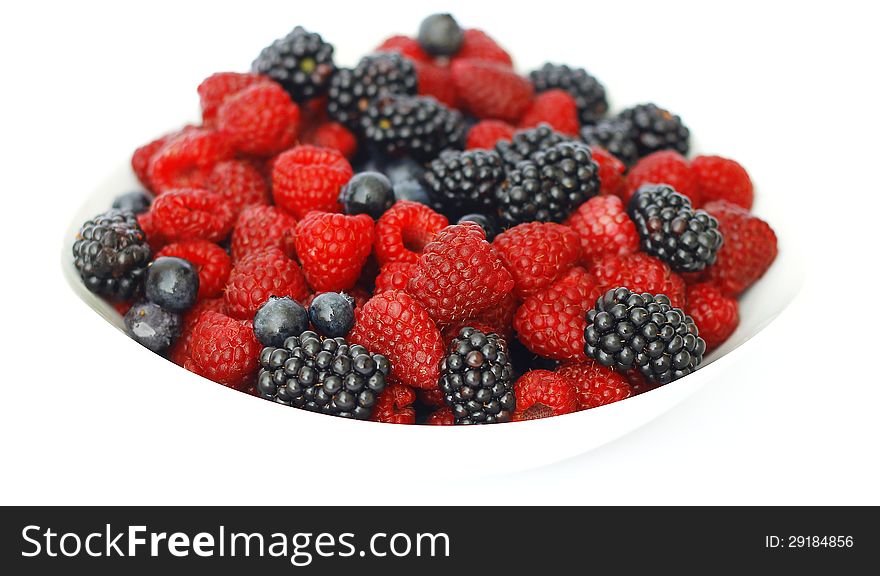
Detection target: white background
<box><xmin>1</xmin><ymin>0</ymin><xmax>878</xmax><ymax>504</ymax></box>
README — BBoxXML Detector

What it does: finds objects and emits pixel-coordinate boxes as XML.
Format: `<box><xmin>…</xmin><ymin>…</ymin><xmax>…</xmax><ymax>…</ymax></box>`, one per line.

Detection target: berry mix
<box><xmin>72</xmin><ymin>14</ymin><xmax>778</xmax><ymax>425</ymax></box>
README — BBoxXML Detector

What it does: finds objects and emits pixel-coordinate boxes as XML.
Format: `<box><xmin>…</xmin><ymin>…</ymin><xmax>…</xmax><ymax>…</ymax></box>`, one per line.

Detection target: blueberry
<box><xmin>457</xmin><ymin>213</ymin><xmax>499</xmax><ymax>241</ymax></box>
<box><xmin>145</xmin><ymin>257</ymin><xmax>199</xmax><ymax>312</ymax></box>
<box><xmin>124</xmin><ymin>301</ymin><xmax>181</xmax><ymax>353</ymax></box>
<box><xmin>417</xmin><ymin>13</ymin><xmax>464</xmax><ymax>57</ymax></box>
<box><xmin>309</xmin><ymin>292</ymin><xmax>355</xmax><ymax>337</ymax></box>
<box><xmin>254</xmin><ymin>296</ymin><xmax>309</xmax><ymax>347</ymax></box>
<box><xmin>393</xmin><ymin>179</ymin><xmax>431</xmax><ymax>205</ymax></box>
<box><xmin>385</xmin><ymin>156</ymin><xmax>424</xmax><ymax>185</ymax></box>
<box><xmin>338</xmin><ymin>172</ymin><xmax>395</xmax><ymax>218</ymax></box>
<box><xmin>112</xmin><ymin>190</ymin><xmax>153</xmax><ymax>214</ymax></box>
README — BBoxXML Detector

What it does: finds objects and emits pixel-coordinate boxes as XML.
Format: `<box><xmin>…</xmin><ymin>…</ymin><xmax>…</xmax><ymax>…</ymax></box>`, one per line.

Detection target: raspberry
<box><xmin>468</xmin><ymin>291</ymin><xmax>519</xmax><ymax>339</ymax></box>
<box><xmin>406</xmin><ymin>222</ymin><xmax>515</xmax><ymax>324</ymax></box>
<box><xmin>150</xmin><ymin>188</ymin><xmax>236</xmax><ymax>243</ymax></box>
<box><xmin>517</xmin><ymin>89</ymin><xmax>580</xmax><ymax>136</ymax></box>
<box><xmin>271</xmin><ymin>145</ymin><xmax>353</xmax><ymax>219</ymax></box>
<box><xmin>565</xmin><ymin>195</ymin><xmax>640</xmax><ymax>265</ymax></box>
<box><xmin>136</xmin><ymin>211</ymin><xmax>167</xmax><ymax>252</ymax></box>
<box><xmin>686</xmin><ymin>283</ymin><xmax>739</xmax><ymax>351</ymax></box>
<box><xmin>691</xmin><ymin>155</ymin><xmax>754</xmax><ymax>210</ymax></box>
<box><xmin>131</xmin><ymin>128</ymin><xmax>197</xmax><ymax>192</ymax></box>
<box><xmin>217</xmin><ymin>82</ymin><xmax>300</xmax><ymax>157</ymax></box>
<box><xmin>414</xmin><ymin>60</ymin><xmax>458</xmax><ymax>108</ymax></box>
<box><xmin>230</xmin><ymin>205</ymin><xmax>297</xmax><ymax>262</ymax></box>
<box><xmin>702</xmin><ymin>200</ymin><xmax>778</xmax><ymax>297</ymax></box>
<box><xmin>197</xmin><ymin>72</ymin><xmax>271</xmax><ymax>126</ymax></box>
<box><xmin>374</xmin><ymin>201</ymin><xmax>448</xmax><ymax>266</ymax></box>
<box><xmin>168</xmin><ymin>297</ymin><xmax>227</xmax><ymax>367</ymax></box>
<box><xmin>453</xmin><ymin>29</ymin><xmax>513</xmax><ymax>67</ymax></box>
<box><xmin>349</xmin><ymin>290</ymin><xmax>445</xmax><ymax>390</ymax></box>
<box><xmin>624</xmin><ymin>150</ymin><xmax>700</xmax><ymax>206</ymax></box>
<box><xmin>555</xmin><ymin>360</ymin><xmax>632</xmax><ymax>410</ymax></box>
<box><xmin>451</xmin><ymin>59</ymin><xmax>533</xmax><ymax>122</ymax></box>
<box><xmin>589</xmin><ymin>146</ymin><xmax>627</xmax><ymax>198</ymax></box>
<box><xmin>625</xmin><ymin>369</ymin><xmax>660</xmax><ymax>395</ymax></box>
<box><xmin>513</xmin><ymin>267</ymin><xmax>603</xmax><ymax>361</ymax></box>
<box><xmin>529</xmin><ymin>63</ymin><xmax>608</xmax><ymax>126</ymax></box>
<box><xmin>224</xmin><ymin>247</ymin><xmax>310</xmax><ymax>319</ymax></box>
<box><xmin>294</xmin><ymin>211</ymin><xmax>374</xmax><ymax>292</ymax></box>
<box><xmin>590</xmin><ymin>252</ymin><xmax>686</xmax><ymax>308</ymax></box>
<box><xmin>493</xmin><ymin>222</ymin><xmax>582</xmax><ymax>298</ymax></box>
<box><xmin>207</xmin><ymin>160</ymin><xmax>270</xmax><ymax>215</ymax></box>
<box><xmin>512</xmin><ymin>370</ymin><xmax>578</xmax><ymax>421</ymax></box>
<box><xmin>375</xmin><ymin>35</ymin><xmax>431</xmax><ymax>63</ymax></box>
<box><xmin>156</xmin><ymin>240</ymin><xmax>232</xmax><ymax>300</ymax></box>
<box><xmin>146</xmin><ymin>129</ymin><xmax>234</xmax><ymax>194</ymax></box>
<box><xmin>417</xmin><ymin>386</ymin><xmax>446</xmax><ymax>407</ymax></box>
<box><xmin>190</xmin><ymin>311</ymin><xmax>261</xmax><ymax>388</ymax></box>
<box><xmin>374</xmin><ymin>262</ymin><xmax>418</xmax><ymax>294</ymax></box>
<box><xmin>426</xmin><ymin>406</ymin><xmax>455</xmax><ymax>425</ymax></box>
<box><xmin>466</xmin><ymin>120</ymin><xmax>515</xmax><ymax>150</ymax></box>
<box><xmin>371</xmin><ymin>384</ymin><xmax>417</xmax><ymax>424</ymax></box>
<box><xmin>303</xmin><ymin>122</ymin><xmax>357</xmax><ymax>159</ymax></box>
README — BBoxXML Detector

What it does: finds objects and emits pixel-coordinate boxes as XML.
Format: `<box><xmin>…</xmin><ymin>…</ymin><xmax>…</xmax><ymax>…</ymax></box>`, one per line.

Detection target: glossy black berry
<box><xmin>327</xmin><ymin>53</ymin><xmax>417</xmax><ymax>128</ymax></box>
<box><xmin>529</xmin><ymin>63</ymin><xmax>608</xmax><ymax>125</ymax></box>
<box><xmin>495</xmin><ymin>123</ymin><xmax>571</xmax><ymax>170</ymax></box>
<box><xmin>580</xmin><ymin>117</ymin><xmax>639</xmax><ymax>167</ymax></box>
<box><xmin>309</xmin><ymin>292</ymin><xmax>355</xmax><ymax>338</ymax></box>
<box><xmin>457</xmin><ymin>213</ymin><xmax>499</xmax><ymax>242</ymax></box>
<box><xmin>112</xmin><ymin>191</ymin><xmax>153</xmax><ymax>214</ymax></box>
<box><xmin>423</xmin><ymin>149</ymin><xmax>504</xmax><ymax>219</ymax></box>
<box><xmin>252</xmin><ymin>26</ymin><xmax>336</xmax><ymax>102</ymax></box>
<box><xmin>383</xmin><ymin>157</ymin><xmax>432</xmax><ymax>205</ymax></box>
<box><xmin>417</xmin><ymin>13</ymin><xmax>464</xmax><ymax>56</ymax></box>
<box><xmin>145</xmin><ymin>256</ymin><xmax>199</xmax><ymax>312</ymax></box>
<box><xmin>339</xmin><ymin>172</ymin><xmax>395</xmax><ymax>219</ymax></box>
<box><xmin>360</xmin><ymin>95</ymin><xmax>466</xmax><ymax>161</ymax></box>
<box><xmin>124</xmin><ymin>301</ymin><xmax>181</xmax><ymax>353</ymax></box>
<box><xmin>253</xmin><ymin>296</ymin><xmax>309</xmax><ymax>347</ymax></box>
<box><xmin>617</xmin><ymin>103</ymin><xmax>690</xmax><ymax>159</ymax></box>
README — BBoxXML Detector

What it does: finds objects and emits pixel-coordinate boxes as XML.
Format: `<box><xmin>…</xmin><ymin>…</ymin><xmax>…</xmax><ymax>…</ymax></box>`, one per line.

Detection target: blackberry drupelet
<box><xmin>585</xmin><ymin>287</ymin><xmax>706</xmax><ymax>385</ymax></box>
<box><xmin>422</xmin><ymin>149</ymin><xmax>504</xmax><ymax>218</ymax></box>
<box><xmin>256</xmin><ymin>331</ymin><xmax>390</xmax><ymax>420</ymax></box>
<box><xmin>72</xmin><ymin>210</ymin><xmax>152</xmax><ymax>301</ymax></box>
<box><xmin>618</xmin><ymin>103</ymin><xmax>690</xmax><ymax>159</ymax></box>
<box><xmin>628</xmin><ymin>184</ymin><xmax>723</xmax><ymax>273</ymax></box>
<box><xmin>529</xmin><ymin>63</ymin><xmax>608</xmax><ymax>125</ymax></box>
<box><xmin>495</xmin><ymin>123</ymin><xmax>571</xmax><ymax>170</ymax></box>
<box><xmin>327</xmin><ymin>53</ymin><xmax>417</xmax><ymax>128</ymax></box>
<box><xmin>252</xmin><ymin>26</ymin><xmax>336</xmax><ymax>102</ymax></box>
<box><xmin>496</xmin><ymin>141</ymin><xmax>599</xmax><ymax>226</ymax></box>
<box><xmin>580</xmin><ymin>117</ymin><xmax>639</xmax><ymax>167</ymax></box>
<box><xmin>360</xmin><ymin>95</ymin><xmax>466</xmax><ymax>161</ymax></box>
<box><xmin>440</xmin><ymin>327</ymin><xmax>515</xmax><ymax>424</ymax></box>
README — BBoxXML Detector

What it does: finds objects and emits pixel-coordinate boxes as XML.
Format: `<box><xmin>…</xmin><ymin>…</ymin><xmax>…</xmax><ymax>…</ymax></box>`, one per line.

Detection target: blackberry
<box><xmin>617</xmin><ymin>103</ymin><xmax>690</xmax><ymax>158</ymax></box>
<box><xmin>628</xmin><ymin>184</ymin><xmax>723</xmax><ymax>273</ymax></box>
<box><xmin>360</xmin><ymin>95</ymin><xmax>465</xmax><ymax>161</ymax></box>
<box><xmin>496</xmin><ymin>141</ymin><xmax>599</xmax><ymax>226</ymax></box>
<box><xmin>457</xmin><ymin>213</ymin><xmax>499</xmax><ymax>242</ymax></box>
<box><xmin>529</xmin><ymin>63</ymin><xmax>608</xmax><ymax>125</ymax></box>
<box><xmin>422</xmin><ymin>149</ymin><xmax>504</xmax><ymax>218</ymax></box>
<box><xmin>72</xmin><ymin>210</ymin><xmax>151</xmax><ymax>301</ymax></box>
<box><xmin>256</xmin><ymin>331</ymin><xmax>390</xmax><ymax>420</ymax></box>
<box><xmin>252</xmin><ymin>26</ymin><xmax>336</xmax><ymax>102</ymax></box>
<box><xmin>439</xmin><ymin>327</ymin><xmax>515</xmax><ymax>424</ymax></box>
<box><xmin>327</xmin><ymin>53</ymin><xmax>417</xmax><ymax>128</ymax></box>
<box><xmin>585</xmin><ymin>287</ymin><xmax>705</xmax><ymax>385</ymax></box>
<box><xmin>495</xmin><ymin>123</ymin><xmax>571</xmax><ymax>170</ymax></box>
<box><xmin>580</xmin><ymin>117</ymin><xmax>639</xmax><ymax>167</ymax></box>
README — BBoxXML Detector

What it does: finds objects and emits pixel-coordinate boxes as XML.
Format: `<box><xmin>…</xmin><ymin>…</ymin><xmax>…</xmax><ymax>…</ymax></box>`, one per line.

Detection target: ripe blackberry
<box><xmin>422</xmin><ymin>149</ymin><xmax>504</xmax><ymax>218</ymax></box>
<box><xmin>529</xmin><ymin>63</ymin><xmax>608</xmax><ymax>125</ymax></box>
<box><xmin>327</xmin><ymin>53</ymin><xmax>417</xmax><ymax>128</ymax></box>
<box><xmin>585</xmin><ymin>287</ymin><xmax>706</xmax><ymax>385</ymax></box>
<box><xmin>72</xmin><ymin>210</ymin><xmax>152</xmax><ymax>301</ymax></box>
<box><xmin>256</xmin><ymin>330</ymin><xmax>390</xmax><ymax>420</ymax></box>
<box><xmin>360</xmin><ymin>95</ymin><xmax>466</xmax><ymax>161</ymax></box>
<box><xmin>618</xmin><ymin>103</ymin><xmax>690</xmax><ymax>158</ymax></box>
<box><xmin>496</xmin><ymin>141</ymin><xmax>599</xmax><ymax>226</ymax></box>
<box><xmin>580</xmin><ymin>118</ymin><xmax>639</xmax><ymax>167</ymax></box>
<box><xmin>252</xmin><ymin>26</ymin><xmax>336</xmax><ymax>102</ymax></box>
<box><xmin>440</xmin><ymin>327</ymin><xmax>515</xmax><ymax>424</ymax></box>
<box><xmin>495</xmin><ymin>123</ymin><xmax>571</xmax><ymax>170</ymax></box>
<box><xmin>628</xmin><ymin>184</ymin><xmax>723</xmax><ymax>273</ymax></box>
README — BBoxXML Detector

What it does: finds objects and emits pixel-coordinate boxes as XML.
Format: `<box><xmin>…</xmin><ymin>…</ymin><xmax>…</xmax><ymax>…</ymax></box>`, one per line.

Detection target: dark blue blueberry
<box><xmin>385</xmin><ymin>156</ymin><xmax>424</xmax><ymax>185</ymax></box>
<box><xmin>124</xmin><ymin>301</ymin><xmax>181</xmax><ymax>353</ymax></box>
<box><xmin>144</xmin><ymin>256</ymin><xmax>199</xmax><ymax>312</ymax></box>
<box><xmin>338</xmin><ymin>172</ymin><xmax>395</xmax><ymax>219</ymax></box>
<box><xmin>457</xmin><ymin>213</ymin><xmax>499</xmax><ymax>241</ymax></box>
<box><xmin>393</xmin><ymin>179</ymin><xmax>431</xmax><ymax>205</ymax></box>
<box><xmin>417</xmin><ymin>13</ymin><xmax>464</xmax><ymax>57</ymax></box>
<box><xmin>112</xmin><ymin>190</ymin><xmax>153</xmax><ymax>214</ymax></box>
<box><xmin>254</xmin><ymin>296</ymin><xmax>309</xmax><ymax>347</ymax></box>
<box><xmin>309</xmin><ymin>292</ymin><xmax>355</xmax><ymax>338</ymax></box>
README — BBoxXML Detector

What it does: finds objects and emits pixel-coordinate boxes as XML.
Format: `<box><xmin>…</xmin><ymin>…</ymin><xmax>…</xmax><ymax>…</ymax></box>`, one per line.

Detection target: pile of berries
<box><xmin>72</xmin><ymin>14</ymin><xmax>778</xmax><ymax>425</ymax></box>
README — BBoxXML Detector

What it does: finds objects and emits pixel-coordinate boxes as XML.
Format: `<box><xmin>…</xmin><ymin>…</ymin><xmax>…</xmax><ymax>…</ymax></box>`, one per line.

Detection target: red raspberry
<box><xmin>374</xmin><ymin>262</ymin><xmax>418</xmax><ymax>294</ymax></box>
<box><xmin>417</xmin><ymin>387</ymin><xmax>446</xmax><ymax>407</ymax></box>
<box><xmin>224</xmin><ymin>247</ymin><xmax>310</xmax><ymax>319</ymax></box>
<box><xmin>371</xmin><ymin>384</ymin><xmax>416</xmax><ymax>424</ymax></box>
<box><xmin>453</xmin><ymin>29</ymin><xmax>513</xmax><ymax>67</ymax></box>
<box><xmin>189</xmin><ymin>311</ymin><xmax>261</xmax><ymax>388</ymax></box>
<box><xmin>146</xmin><ymin>129</ymin><xmax>234</xmax><ymax>194</ymax></box>
<box><xmin>589</xmin><ymin>146</ymin><xmax>627</xmax><ymax>198</ymax></box>
<box><xmin>406</xmin><ymin>222</ymin><xmax>515</xmax><ymax>324</ymax></box>
<box><xmin>426</xmin><ymin>406</ymin><xmax>455</xmax><ymax>426</ymax></box>
<box><xmin>691</xmin><ymin>155</ymin><xmax>754</xmax><ymax>210</ymax></box>
<box><xmin>375</xmin><ymin>35</ymin><xmax>431</xmax><ymax>63</ymax></box>
<box><xmin>466</xmin><ymin>120</ymin><xmax>515</xmax><ymax>150</ymax></box>
<box><xmin>374</xmin><ymin>201</ymin><xmax>448</xmax><ymax>266</ymax></box>
<box><xmin>590</xmin><ymin>252</ymin><xmax>687</xmax><ymax>308</ymax></box>
<box><xmin>298</xmin><ymin>96</ymin><xmax>330</xmax><ymax>135</ymax></box>
<box><xmin>517</xmin><ymin>89</ymin><xmax>580</xmax><ymax>136</ymax></box>
<box><xmin>168</xmin><ymin>297</ymin><xmax>227</xmax><ymax>367</ymax></box>
<box><xmin>272</xmin><ymin>145</ymin><xmax>353</xmax><ymax>219</ymax></box>
<box><xmin>207</xmin><ymin>160</ymin><xmax>270</xmax><ymax>215</ymax></box>
<box><xmin>624</xmin><ymin>150</ymin><xmax>700</xmax><ymax>206</ymax></box>
<box><xmin>349</xmin><ymin>290</ymin><xmax>445</xmax><ymax>390</ymax></box>
<box><xmin>131</xmin><ymin>128</ymin><xmax>195</xmax><ymax>192</ymax></box>
<box><xmin>230</xmin><ymin>205</ymin><xmax>297</xmax><ymax>263</ymax></box>
<box><xmin>493</xmin><ymin>222</ymin><xmax>581</xmax><ymax>298</ymax></box>
<box><xmin>512</xmin><ymin>370</ymin><xmax>578</xmax><ymax>421</ymax></box>
<box><xmin>702</xmin><ymin>200</ymin><xmax>778</xmax><ymax>297</ymax></box>
<box><xmin>112</xmin><ymin>301</ymin><xmax>133</xmax><ymax>316</ymax></box>
<box><xmin>514</xmin><ymin>267</ymin><xmax>603</xmax><ymax>361</ymax></box>
<box><xmin>217</xmin><ymin>82</ymin><xmax>300</xmax><ymax>157</ymax></box>
<box><xmin>565</xmin><ymin>195</ymin><xmax>639</xmax><ymax>265</ymax></box>
<box><xmin>686</xmin><ymin>283</ymin><xmax>739</xmax><ymax>351</ymax></box>
<box><xmin>294</xmin><ymin>211</ymin><xmax>374</xmax><ymax>292</ymax></box>
<box><xmin>451</xmin><ymin>59</ymin><xmax>533</xmax><ymax>122</ymax></box>
<box><xmin>136</xmin><ymin>211</ymin><xmax>168</xmax><ymax>252</ymax></box>
<box><xmin>197</xmin><ymin>72</ymin><xmax>271</xmax><ymax>126</ymax></box>
<box><xmin>437</xmin><ymin>291</ymin><xmax>518</xmax><ymax>343</ymax></box>
<box><xmin>414</xmin><ymin>60</ymin><xmax>457</xmax><ymax>108</ymax></box>
<box><xmin>624</xmin><ymin>368</ymin><xmax>660</xmax><ymax>396</ymax></box>
<box><xmin>150</xmin><ymin>188</ymin><xmax>236</xmax><ymax>243</ymax></box>
<box><xmin>303</xmin><ymin>122</ymin><xmax>357</xmax><ymax>159</ymax></box>
<box><xmin>555</xmin><ymin>360</ymin><xmax>632</xmax><ymax>410</ymax></box>
<box><xmin>156</xmin><ymin>240</ymin><xmax>232</xmax><ymax>300</ymax></box>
